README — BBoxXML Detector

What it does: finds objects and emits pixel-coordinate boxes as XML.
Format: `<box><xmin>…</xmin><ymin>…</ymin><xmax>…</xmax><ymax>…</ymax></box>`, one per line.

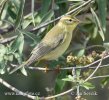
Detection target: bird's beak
<box><xmin>77</xmin><ymin>19</ymin><xmax>81</xmax><ymax>23</ymax></box>
<box><xmin>78</xmin><ymin>20</ymin><xmax>83</xmax><ymax>24</ymax></box>
<box><xmin>74</xmin><ymin>17</ymin><xmax>81</xmax><ymax>23</ymax></box>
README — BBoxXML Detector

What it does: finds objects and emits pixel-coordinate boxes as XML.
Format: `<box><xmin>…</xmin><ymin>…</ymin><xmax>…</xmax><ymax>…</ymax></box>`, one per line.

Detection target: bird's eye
<box><xmin>68</xmin><ymin>19</ymin><xmax>73</xmax><ymax>22</ymax></box>
<box><xmin>65</xmin><ymin>19</ymin><xmax>73</xmax><ymax>24</ymax></box>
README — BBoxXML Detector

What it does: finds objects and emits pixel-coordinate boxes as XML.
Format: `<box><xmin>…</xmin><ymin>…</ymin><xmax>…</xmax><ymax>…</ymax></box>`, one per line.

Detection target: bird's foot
<box><xmin>55</xmin><ymin>65</ymin><xmax>61</xmax><ymax>73</ymax></box>
<box><xmin>44</xmin><ymin>65</ymin><xmax>49</xmax><ymax>73</ymax></box>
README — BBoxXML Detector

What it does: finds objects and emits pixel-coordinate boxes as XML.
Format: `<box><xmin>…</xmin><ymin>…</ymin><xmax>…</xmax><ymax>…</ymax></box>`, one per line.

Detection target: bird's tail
<box><xmin>9</xmin><ymin>61</ymin><xmax>28</xmax><ymax>74</ymax></box>
<box><xmin>9</xmin><ymin>54</ymin><xmax>37</xmax><ymax>74</ymax></box>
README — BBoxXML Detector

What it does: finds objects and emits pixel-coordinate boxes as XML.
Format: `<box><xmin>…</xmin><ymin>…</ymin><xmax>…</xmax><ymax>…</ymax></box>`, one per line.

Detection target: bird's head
<box><xmin>58</xmin><ymin>15</ymin><xmax>80</xmax><ymax>31</ymax></box>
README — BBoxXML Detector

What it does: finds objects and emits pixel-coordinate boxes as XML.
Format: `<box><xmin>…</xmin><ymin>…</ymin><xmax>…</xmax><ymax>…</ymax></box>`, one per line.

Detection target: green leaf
<box><xmin>35</xmin><ymin>96</ymin><xmax>39</xmax><ymax>100</ymax></box>
<box><xmin>82</xmin><ymin>82</ymin><xmax>95</xmax><ymax>90</ymax></box>
<box><xmin>0</xmin><ymin>51</ymin><xmax>7</xmax><ymax>74</ymax></box>
<box><xmin>22</xmin><ymin>12</ymin><xmax>38</xmax><ymax>29</ymax></box>
<box><xmin>7</xmin><ymin>3</ymin><xmax>16</xmax><ymax>20</ymax></box>
<box><xmin>11</xmin><ymin>0</ymin><xmax>20</xmax><ymax>10</ymax></box>
<box><xmin>0</xmin><ymin>44</ymin><xmax>7</xmax><ymax>61</ymax></box>
<box><xmin>21</xmin><ymin>30</ymin><xmax>38</xmax><ymax>42</ymax></box>
<box><xmin>36</xmin><ymin>10</ymin><xmax>54</xmax><ymax>36</ymax></box>
<box><xmin>0</xmin><ymin>69</ymin><xmax>5</xmax><ymax>74</ymax></box>
<box><xmin>62</xmin><ymin>75</ymin><xmax>75</xmax><ymax>82</ymax></box>
<box><xmin>97</xmin><ymin>0</ymin><xmax>107</xmax><ymax>32</ymax></box>
<box><xmin>103</xmin><ymin>42</ymin><xmax>109</xmax><ymax>50</ymax></box>
<box><xmin>40</xmin><ymin>10</ymin><xmax>54</xmax><ymax>23</ymax></box>
<box><xmin>77</xmin><ymin>49</ymin><xmax>85</xmax><ymax>56</ymax></box>
<box><xmin>56</xmin><ymin>0</ymin><xmax>67</xmax><ymax>15</ymax></box>
<box><xmin>31</xmin><ymin>0</ymin><xmax>35</xmax><ymax>26</ymax></box>
<box><xmin>55</xmin><ymin>71</ymin><xmax>67</xmax><ymax>94</ymax></box>
<box><xmin>76</xmin><ymin>69</ymin><xmax>81</xmax><ymax>77</ymax></box>
<box><xmin>0</xmin><ymin>61</ymin><xmax>5</xmax><ymax>72</ymax></box>
<box><xmin>101</xmin><ymin>77</ymin><xmax>109</xmax><ymax>88</ymax></box>
<box><xmin>71</xmin><ymin>43</ymin><xmax>85</xmax><ymax>56</ymax></box>
<box><xmin>91</xmin><ymin>8</ymin><xmax>105</xmax><ymax>41</ymax></box>
<box><xmin>21</xmin><ymin>67</ymin><xmax>28</xmax><ymax>76</ymax></box>
<box><xmin>0</xmin><ymin>0</ymin><xmax>8</xmax><ymax>20</ymax></box>
<box><xmin>7</xmin><ymin>55</ymin><xmax>13</xmax><ymax>61</ymax></box>
<box><xmin>22</xmin><ymin>19</ymin><xmax>32</xmax><ymax>29</ymax></box>
<box><xmin>11</xmin><ymin>33</ymin><xmax>24</xmax><ymax>54</ymax></box>
<box><xmin>14</xmin><ymin>53</ymin><xmax>22</xmax><ymax>64</ymax></box>
<box><xmin>55</xmin><ymin>78</ymin><xmax>66</xmax><ymax>94</ymax></box>
<box><xmin>98</xmin><ymin>29</ymin><xmax>105</xmax><ymax>42</ymax></box>
<box><xmin>92</xmin><ymin>25</ymin><xmax>98</xmax><ymax>38</ymax></box>
<box><xmin>18</xmin><ymin>35</ymin><xmax>24</xmax><ymax>54</ymax></box>
<box><xmin>40</xmin><ymin>0</ymin><xmax>52</xmax><ymax>17</ymax></box>
<box><xmin>15</xmin><ymin>0</ymin><xmax>25</xmax><ymax>29</ymax></box>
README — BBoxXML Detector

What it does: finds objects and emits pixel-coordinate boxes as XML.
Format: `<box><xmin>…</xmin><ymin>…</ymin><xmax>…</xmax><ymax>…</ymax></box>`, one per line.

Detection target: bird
<box><xmin>9</xmin><ymin>15</ymin><xmax>80</xmax><ymax>74</ymax></box>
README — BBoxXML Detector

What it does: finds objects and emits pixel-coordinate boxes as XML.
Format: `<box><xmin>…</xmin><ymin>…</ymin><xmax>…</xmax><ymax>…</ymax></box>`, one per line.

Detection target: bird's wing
<box><xmin>29</xmin><ymin>33</ymin><xmax>65</xmax><ymax>63</ymax></box>
<box><xmin>9</xmin><ymin>33</ymin><xmax>65</xmax><ymax>74</ymax></box>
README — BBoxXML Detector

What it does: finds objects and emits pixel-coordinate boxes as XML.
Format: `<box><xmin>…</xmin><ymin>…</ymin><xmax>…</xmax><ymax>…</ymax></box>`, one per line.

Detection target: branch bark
<box><xmin>0</xmin><ymin>77</ymin><xmax>35</xmax><ymax>100</ymax></box>
<box><xmin>0</xmin><ymin>35</ymin><xmax>17</xmax><ymax>44</ymax></box>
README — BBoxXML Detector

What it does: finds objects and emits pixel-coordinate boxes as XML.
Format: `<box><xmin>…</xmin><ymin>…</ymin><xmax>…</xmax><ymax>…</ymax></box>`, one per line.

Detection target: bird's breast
<box><xmin>42</xmin><ymin>32</ymin><xmax>72</xmax><ymax>60</ymax></box>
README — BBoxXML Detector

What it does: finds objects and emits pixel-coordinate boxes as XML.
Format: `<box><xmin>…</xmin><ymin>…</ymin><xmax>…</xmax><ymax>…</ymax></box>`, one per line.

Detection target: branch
<box><xmin>0</xmin><ymin>77</ymin><xmax>35</xmax><ymax>100</ymax></box>
<box><xmin>0</xmin><ymin>35</ymin><xmax>17</xmax><ymax>44</ymax></box>
<box><xmin>90</xmin><ymin>64</ymin><xmax>109</xmax><ymax>69</ymax></box>
<box><xmin>4</xmin><ymin>62</ymin><xmax>109</xmax><ymax>100</ymax></box>
<box><xmin>10</xmin><ymin>53</ymin><xmax>109</xmax><ymax>71</ymax></box>
<box><xmin>44</xmin><ymin>87</ymin><xmax>75</xmax><ymax>100</ymax></box>
<box><xmin>0</xmin><ymin>76</ymin><xmax>76</xmax><ymax>100</ymax></box>
<box><xmin>0</xmin><ymin>0</ymin><xmax>93</xmax><ymax>45</ymax></box>
<box><xmin>31</xmin><ymin>0</ymin><xmax>93</xmax><ymax>32</ymax></box>
<box><xmin>86</xmin><ymin>45</ymin><xmax>105</xmax><ymax>50</ymax></box>
<box><xmin>90</xmin><ymin>74</ymin><xmax>109</xmax><ymax>80</ymax></box>
<box><xmin>3</xmin><ymin>52</ymin><xmax>109</xmax><ymax>100</ymax></box>
<box><xmin>0</xmin><ymin>27</ymin><xmax>14</xmax><ymax>35</ymax></box>
<box><xmin>84</xmin><ymin>51</ymin><xmax>106</xmax><ymax>82</ymax></box>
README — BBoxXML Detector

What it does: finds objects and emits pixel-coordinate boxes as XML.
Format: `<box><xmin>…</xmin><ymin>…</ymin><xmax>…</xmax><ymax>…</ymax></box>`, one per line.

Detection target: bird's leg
<box><xmin>43</xmin><ymin>60</ymin><xmax>50</xmax><ymax>73</ymax></box>
<box><xmin>55</xmin><ymin>64</ymin><xmax>61</xmax><ymax>73</ymax></box>
<box><xmin>35</xmin><ymin>60</ymin><xmax>50</xmax><ymax>72</ymax></box>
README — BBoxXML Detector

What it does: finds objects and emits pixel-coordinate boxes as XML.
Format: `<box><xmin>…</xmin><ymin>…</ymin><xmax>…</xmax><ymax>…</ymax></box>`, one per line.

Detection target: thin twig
<box><xmin>0</xmin><ymin>76</ymin><xmax>76</xmax><ymax>100</ymax></box>
<box><xmin>90</xmin><ymin>74</ymin><xmax>109</xmax><ymax>80</ymax></box>
<box><xmin>44</xmin><ymin>87</ymin><xmax>76</xmax><ymax>100</ymax></box>
<box><xmin>10</xmin><ymin>53</ymin><xmax>109</xmax><ymax>71</ymax></box>
<box><xmin>84</xmin><ymin>51</ymin><xmax>106</xmax><ymax>82</ymax></box>
<box><xmin>90</xmin><ymin>63</ymin><xmax>109</xmax><ymax>69</ymax></box>
<box><xmin>1</xmin><ymin>54</ymin><xmax>109</xmax><ymax>100</ymax></box>
<box><xmin>90</xmin><ymin>8</ymin><xmax>105</xmax><ymax>41</ymax></box>
<box><xmin>0</xmin><ymin>77</ymin><xmax>35</xmax><ymax>100</ymax></box>
<box><xmin>0</xmin><ymin>27</ymin><xmax>14</xmax><ymax>35</ymax></box>
<box><xmin>76</xmin><ymin>85</ymin><xmax>80</xmax><ymax>97</ymax></box>
<box><xmin>86</xmin><ymin>45</ymin><xmax>105</xmax><ymax>50</ymax></box>
<box><xmin>0</xmin><ymin>0</ymin><xmax>92</xmax><ymax>35</ymax></box>
<box><xmin>4</xmin><ymin>53</ymin><xmax>109</xmax><ymax>100</ymax></box>
<box><xmin>31</xmin><ymin>0</ymin><xmax>93</xmax><ymax>32</ymax></box>
<box><xmin>0</xmin><ymin>35</ymin><xmax>17</xmax><ymax>44</ymax></box>
<box><xmin>77</xmin><ymin>52</ymin><xmax>109</xmax><ymax>70</ymax></box>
